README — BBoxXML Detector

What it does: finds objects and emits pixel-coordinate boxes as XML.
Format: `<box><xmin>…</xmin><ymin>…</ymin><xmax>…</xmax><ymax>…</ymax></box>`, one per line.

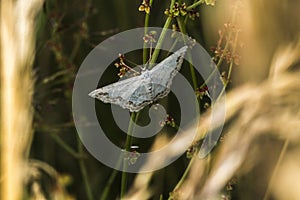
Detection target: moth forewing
<box><xmin>149</xmin><ymin>46</ymin><xmax>188</xmax><ymax>99</ymax></box>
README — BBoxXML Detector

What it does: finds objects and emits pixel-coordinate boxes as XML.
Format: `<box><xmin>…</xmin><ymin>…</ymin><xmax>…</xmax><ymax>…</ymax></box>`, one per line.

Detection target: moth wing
<box><xmin>126</xmin><ymin>81</ymin><xmax>155</xmax><ymax>112</ymax></box>
<box><xmin>149</xmin><ymin>46</ymin><xmax>188</xmax><ymax>100</ymax></box>
<box><xmin>89</xmin><ymin>75</ymin><xmax>143</xmax><ymax>108</ymax></box>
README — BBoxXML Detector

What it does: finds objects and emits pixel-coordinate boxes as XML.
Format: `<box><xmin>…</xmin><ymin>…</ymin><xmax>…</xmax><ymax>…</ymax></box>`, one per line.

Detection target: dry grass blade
<box><xmin>126</xmin><ymin>39</ymin><xmax>300</xmax><ymax>199</ymax></box>
<box><xmin>184</xmin><ymin>41</ymin><xmax>300</xmax><ymax>199</ymax></box>
<box><xmin>196</xmin><ymin>74</ymin><xmax>300</xmax><ymax>199</ymax></box>
<box><xmin>0</xmin><ymin>0</ymin><xmax>43</xmax><ymax>199</ymax></box>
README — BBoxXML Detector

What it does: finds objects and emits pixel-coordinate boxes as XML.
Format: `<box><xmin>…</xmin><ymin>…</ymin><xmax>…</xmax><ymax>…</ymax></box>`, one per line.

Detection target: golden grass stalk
<box><xmin>126</xmin><ymin>0</ymin><xmax>300</xmax><ymax>198</ymax></box>
<box><xmin>0</xmin><ymin>0</ymin><xmax>43</xmax><ymax>199</ymax></box>
<box><xmin>126</xmin><ymin>42</ymin><xmax>300</xmax><ymax>199</ymax></box>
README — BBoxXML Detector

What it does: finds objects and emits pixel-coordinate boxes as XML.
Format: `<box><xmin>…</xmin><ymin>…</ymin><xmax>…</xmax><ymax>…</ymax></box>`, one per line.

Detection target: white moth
<box><xmin>89</xmin><ymin>46</ymin><xmax>188</xmax><ymax>112</ymax></box>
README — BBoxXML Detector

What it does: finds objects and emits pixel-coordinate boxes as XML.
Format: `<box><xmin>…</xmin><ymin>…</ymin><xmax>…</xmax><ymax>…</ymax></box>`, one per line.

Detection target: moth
<box><xmin>89</xmin><ymin>46</ymin><xmax>188</xmax><ymax>112</ymax></box>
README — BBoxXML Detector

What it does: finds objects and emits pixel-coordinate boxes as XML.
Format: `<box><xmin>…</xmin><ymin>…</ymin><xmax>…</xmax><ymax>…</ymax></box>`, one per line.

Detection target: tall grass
<box><xmin>126</xmin><ymin>37</ymin><xmax>300</xmax><ymax>200</ymax></box>
<box><xmin>126</xmin><ymin>0</ymin><xmax>300</xmax><ymax>199</ymax></box>
<box><xmin>0</xmin><ymin>0</ymin><xmax>43</xmax><ymax>199</ymax></box>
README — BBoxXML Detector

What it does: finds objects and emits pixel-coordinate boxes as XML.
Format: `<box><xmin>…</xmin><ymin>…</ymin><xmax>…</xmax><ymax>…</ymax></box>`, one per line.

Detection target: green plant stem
<box><xmin>165</xmin><ymin>37</ymin><xmax>180</xmax><ymax>56</ymax></box>
<box><xmin>170</xmin><ymin>156</ymin><xmax>196</xmax><ymax>197</ymax></box>
<box><xmin>169</xmin><ymin>0</ymin><xmax>176</xmax><ymax>9</ymax></box>
<box><xmin>159</xmin><ymin>194</ymin><xmax>163</xmax><ymax>200</ymax></box>
<box><xmin>100</xmin><ymin>111</ymin><xmax>140</xmax><ymax>200</ymax></box>
<box><xmin>187</xmin><ymin>0</ymin><xmax>204</xmax><ymax>11</ymax></box>
<box><xmin>50</xmin><ymin>133</ymin><xmax>82</xmax><ymax>158</ymax></box>
<box><xmin>118</xmin><ymin>1</ymin><xmax>158</xmax><ymax>195</ymax></box>
<box><xmin>143</xmin><ymin>20</ymin><xmax>150</xmax><ymax>64</ymax></box>
<box><xmin>120</xmin><ymin>112</ymin><xmax>140</xmax><ymax>199</ymax></box>
<box><xmin>78</xmin><ymin>138</ymin><xmax>94</xmax><ymax>200</ymax></box>
<box><xmin>169</xmin><ymin>7</ymin><xmax>240</xmax><ymax>199</ymax></box>
<box><xmin>149</xmin><ymin>0</ymin><xmax>176</xmax><ymax>65</ymax></box>
<box><xmin>143</xmin><ymin>0</ymin><xmax>154</xmax><ymax>64</ymax></box>
<box><xmin>176</xmin><ymin>17</ymin><xmax>198</xmax><ymax>90</ymax></box>
<box><xmin>184</xmin><ymin>0</ymin><xmax>197</xmax><ymax>24</ymax></box>
<box><xmin>37</xmin><ymin>123</ymin><xmax>82</xmax><ymax>159</ymax></box>
<box><xmin>168</xmin><ymin>16</ymin><xmax>202</xmax><ymax>200</ymax></box>
<box><xmin>149</xmin><ymin>17</ymin><xmax>173</xmax><ymax>65</ymax></box>
<box><xmin>100</xmin><ymin>156</ymin><xmax>123</xmax><ymax>200</ymax></box>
